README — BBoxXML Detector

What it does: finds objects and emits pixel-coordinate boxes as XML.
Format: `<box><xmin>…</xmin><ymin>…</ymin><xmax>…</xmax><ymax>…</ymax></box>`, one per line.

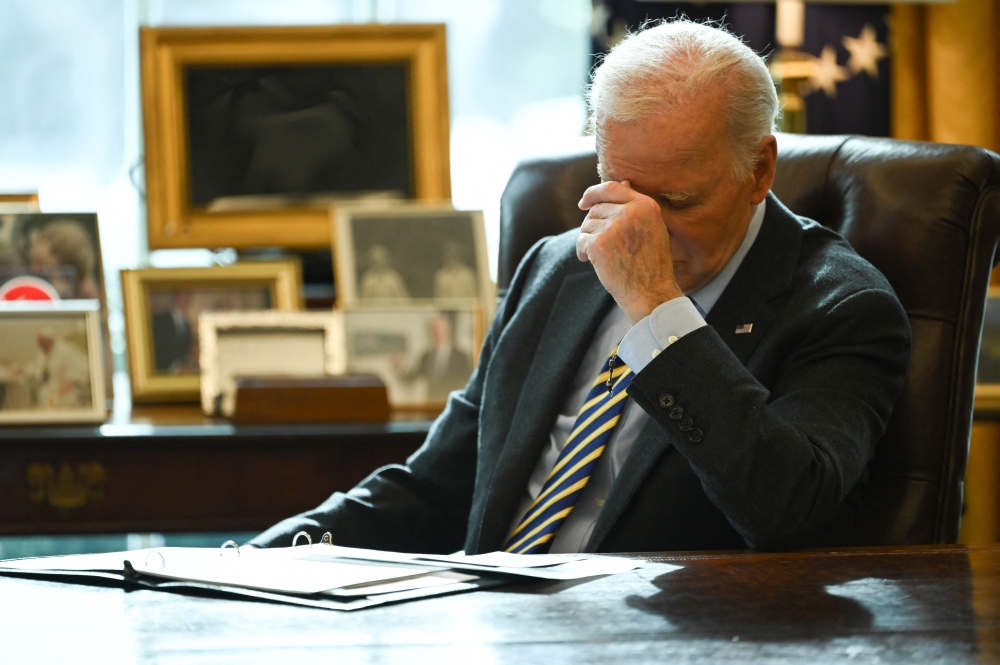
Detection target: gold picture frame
<box><xmin>140</xmin><ymin>24</ymin><xmax>451</xmax><ymax>250</ymax></box>
<box><xmin>198</xmin><ymin>310</ymin><xmax>347</xmax><ymax>417</ymax></box>
<box><xmin>0</xmin><ymin>300</ymin><xmax>107</xmax><ymax>424</ymax></box>
<box><xmin>122</xmin><ymin>261</ymin><xmax>303</xmax><ymax>403</ymax></box>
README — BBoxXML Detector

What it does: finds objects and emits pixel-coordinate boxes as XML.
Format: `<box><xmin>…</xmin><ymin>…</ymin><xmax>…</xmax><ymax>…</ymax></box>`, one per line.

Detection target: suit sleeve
<box><xmin>626</xmin><ymin>287</ymin><xmax>912</xmax><ymax>551</ymax></box>
<box><xmin>247</xmin><ymin>240</ymin><xmax>549</xmax><ymax>553</ymax></box>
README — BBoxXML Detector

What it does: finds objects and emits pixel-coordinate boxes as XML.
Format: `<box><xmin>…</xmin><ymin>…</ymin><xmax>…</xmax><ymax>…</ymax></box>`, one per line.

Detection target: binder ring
<box><xmin>292</xmin><ymin>531</ymin><xmax>312</xmax><ymax>548</ymax></box>
<box><xmin>145</xmin><ymin>550</ymin><xmax>166</xmax><ymax>568</ymax></box>
<box><xmin>220</xmin><ymin>540</ymin><xmax>240</xmax><ymax>556</ymax></box>
<box><xmin>321</xmin><ymin>532</ymin><xmax>333</xmax><ymax>545</ymax></box>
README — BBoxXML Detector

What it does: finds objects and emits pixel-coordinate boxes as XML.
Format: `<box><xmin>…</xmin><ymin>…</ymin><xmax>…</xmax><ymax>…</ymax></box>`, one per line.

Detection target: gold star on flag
<box><xmin>807</xmin><ymin>45</ymin><xmax>849</xmax><ymax>98</ymax></box>
<box><xmin>842</xmin><ymin>24</ymin><xmax>887</xmax><ymax>78</ymax></box>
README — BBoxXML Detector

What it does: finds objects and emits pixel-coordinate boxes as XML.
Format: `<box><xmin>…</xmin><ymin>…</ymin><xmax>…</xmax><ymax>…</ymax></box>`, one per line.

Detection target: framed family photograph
<box><xmin>199</xmin><ymin>311</ymin><xmax>347</xmax><ymax>417</ymax></box>
<box><xmin>0</xmin><ymin>301</ymin><xmax>106</xmax><ymax>424</ymax></box>
<box><xmin>122</xmin><ymin>261</ymin><xmax>303</xmax><ymax>402</ymax></box>
<box><xmin>333</xmin><ymin>203</ymin><xmax>492</xmax><ymax>309</ymax></box>
<box><xmin>141</xmin><ymin>24</ymin><xmax>451</xmax><ymax>250</ymax></box>
<box><xmin>344</xmin><ymin>306</ymin><xmax>482</xmax><ymax>411</ymax></box>
<box><xmin>0</xmin><ymin>213</ymin><xmax>105</xmax><ymax>304</ymax></box>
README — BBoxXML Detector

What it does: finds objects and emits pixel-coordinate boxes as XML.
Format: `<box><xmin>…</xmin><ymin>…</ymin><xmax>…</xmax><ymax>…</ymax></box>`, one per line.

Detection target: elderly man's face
<box><xmin>597</xmin><ymin>86</ymin><xmax>771</xmax><ymax>294</ymax></box>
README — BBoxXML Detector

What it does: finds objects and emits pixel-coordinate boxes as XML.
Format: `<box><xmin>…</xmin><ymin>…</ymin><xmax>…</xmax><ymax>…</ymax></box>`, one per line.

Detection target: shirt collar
<box><xmin>690</xmin><ymin>198</ymin><xmax>767</xmax><ymax>317</ymax></box>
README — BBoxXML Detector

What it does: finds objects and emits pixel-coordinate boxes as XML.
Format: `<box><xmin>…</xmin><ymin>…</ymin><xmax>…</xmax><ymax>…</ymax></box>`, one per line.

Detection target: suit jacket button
<box><xmin>678</xmin><ymin>416</ymin><xmax>693</xmax><ymax>432</ymax></box>
<box><xmin>658</xmin><ymin>394</ymin><xmax>674</xmax><ymax>408</ymax></box>
<box><xmin>668</xmin><ymin>405</ymin><xmax>684</xmax><ymax>420</ymax></box>
<box><xmin>688</xmin><ymin>428</ymin><xmax>704</xmax><ymax>443</ymax></box>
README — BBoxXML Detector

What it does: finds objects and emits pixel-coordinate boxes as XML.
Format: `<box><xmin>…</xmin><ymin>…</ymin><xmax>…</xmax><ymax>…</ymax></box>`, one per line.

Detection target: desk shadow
<box><xmin>627</xmin><ymin>550</ymin><xmax>978</xmax><ymax>645</ymax></box>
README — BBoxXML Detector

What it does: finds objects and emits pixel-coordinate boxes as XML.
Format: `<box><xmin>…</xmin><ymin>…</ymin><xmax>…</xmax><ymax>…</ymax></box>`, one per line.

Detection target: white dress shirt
<box><xmin>505</xmin><ymin>200</ymin><xmax>767</xmax><ymax>553</ymax></box>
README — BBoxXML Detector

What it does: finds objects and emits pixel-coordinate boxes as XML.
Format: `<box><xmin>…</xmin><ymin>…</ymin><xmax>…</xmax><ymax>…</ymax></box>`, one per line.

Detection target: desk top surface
<box><xmin>4</xmin><ymin>544</ymin><xmax>999</xmax><ymax>664</ymax></box>
<box><xmin>0</xmin><ymin>403</ymin><xmax>436</xmax><ymax>441</ymax></box>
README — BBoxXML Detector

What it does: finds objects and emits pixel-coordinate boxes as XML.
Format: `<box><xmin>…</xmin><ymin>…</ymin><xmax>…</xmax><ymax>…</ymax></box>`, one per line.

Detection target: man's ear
<box><xmin>749</xmin><ymin>135</ymin><xmax>778</xmax><ymax>205</ymax></box>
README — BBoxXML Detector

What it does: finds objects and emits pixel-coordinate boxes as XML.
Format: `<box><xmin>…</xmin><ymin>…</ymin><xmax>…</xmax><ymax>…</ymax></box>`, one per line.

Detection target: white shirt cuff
<box><xmin>617</xmin><ymin>297</ymin><xmax>707</xmax><ymax>373</ymax></box>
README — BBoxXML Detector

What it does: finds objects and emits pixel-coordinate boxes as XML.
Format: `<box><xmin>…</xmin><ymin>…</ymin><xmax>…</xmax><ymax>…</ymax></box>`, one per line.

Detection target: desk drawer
<box><xmin>0</xmin><ymin>428</ymin><xmax>426</xmax><ymax>535</ymax></box>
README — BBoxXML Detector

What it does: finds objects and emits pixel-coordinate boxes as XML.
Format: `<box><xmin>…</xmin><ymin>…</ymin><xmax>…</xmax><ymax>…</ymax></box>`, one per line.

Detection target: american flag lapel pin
<box><xmin>735</xmin><ymin>323</ymin><xmax>753</xmax><ymax>335</ymax></box>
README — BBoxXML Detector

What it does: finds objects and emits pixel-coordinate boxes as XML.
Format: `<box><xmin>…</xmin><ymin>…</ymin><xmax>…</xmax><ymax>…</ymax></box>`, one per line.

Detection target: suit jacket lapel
<box><xmin>705</xmin><ymin>193</ymin><xmax>802</xmax><ymax>364</ymax></box>
<box><xmin>474</xmin><ymin>268</ymin><xmax>614</xmax><ymax>553</ymax></box>
<box><xmin>584</xmin><ymin>193</ymin><xmax>804</xmax><ymax>552</ymax></box>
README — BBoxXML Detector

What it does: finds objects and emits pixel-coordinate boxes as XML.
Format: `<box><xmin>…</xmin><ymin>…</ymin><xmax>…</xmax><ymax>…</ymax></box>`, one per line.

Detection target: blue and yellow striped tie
<box><xmin>504</xmin><ymin>348</ymin><xmax>633</xmax><ymax>554</ymax></box>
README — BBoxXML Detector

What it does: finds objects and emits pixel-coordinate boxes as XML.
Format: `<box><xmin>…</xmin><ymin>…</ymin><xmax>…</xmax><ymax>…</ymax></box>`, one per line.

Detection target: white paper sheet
<box><xmin>129</xmin><ymin>552</ymin><xmax>443</xmax><ymax>595</ymax></box>
<box><xmin>0</xmin><ymin>545</ymin><xmax>645</xmax><ymax>594</ymax></box>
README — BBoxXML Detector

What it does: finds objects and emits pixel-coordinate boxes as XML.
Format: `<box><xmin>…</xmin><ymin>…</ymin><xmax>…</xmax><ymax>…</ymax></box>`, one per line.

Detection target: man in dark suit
<box><xmin>249</xmin><ymin>20</ymin><xmax>910</xmax><ymax>554</ymax></box>
<box><xmin>396</xmin><ymin>314</ymin><xmax>474</xmax><ymax>401</ymax></box>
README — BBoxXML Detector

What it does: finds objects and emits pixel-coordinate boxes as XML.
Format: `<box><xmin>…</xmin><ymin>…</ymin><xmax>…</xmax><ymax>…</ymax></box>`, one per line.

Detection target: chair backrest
<box><xmin>497</xmin><ymin>133</ymin><xmax>1000</xmax><ymax>545</ymax></box>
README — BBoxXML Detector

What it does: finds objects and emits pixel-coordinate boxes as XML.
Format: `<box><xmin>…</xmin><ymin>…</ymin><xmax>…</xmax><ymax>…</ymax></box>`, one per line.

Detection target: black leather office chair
<box><xmin>497</xmin><ymin>133</ymin><xmax>1000</xmax><ymax>545</ymax></box>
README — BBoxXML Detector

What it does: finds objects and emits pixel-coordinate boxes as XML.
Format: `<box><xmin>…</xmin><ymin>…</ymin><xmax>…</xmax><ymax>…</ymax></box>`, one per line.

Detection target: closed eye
<box><xmin>660</xmin><ymin>194</ymin><xmax>696</xmax><ymax>209</ymax></box>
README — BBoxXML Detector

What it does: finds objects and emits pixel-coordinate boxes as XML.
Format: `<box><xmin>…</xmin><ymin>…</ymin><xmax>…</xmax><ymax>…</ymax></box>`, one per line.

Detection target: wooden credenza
<box><xmin>0</xmin><ymin>405</ymin><xmax>430</xmax><ymax>536</ymax></box>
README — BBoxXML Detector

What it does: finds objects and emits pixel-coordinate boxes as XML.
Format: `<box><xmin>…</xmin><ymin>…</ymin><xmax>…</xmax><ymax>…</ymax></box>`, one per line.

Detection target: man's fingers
<box><xmin>576</xmin><ymin>232</ymin><xmax>593</xmax><ymax>262</ymax></box>
<box><xmin>578</xmin><ymin>180</ymin><xmax>638</xmax><ymax>210</ymax></box>
<box><xmin>579</xmin><ymin>203</ymin><xmax>624</xmax><ymax>233</ymax></box>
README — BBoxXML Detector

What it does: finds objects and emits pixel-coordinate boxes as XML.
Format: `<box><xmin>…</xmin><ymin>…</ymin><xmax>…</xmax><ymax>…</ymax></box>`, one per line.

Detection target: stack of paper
<box><xmin>0</xmin><ymin>544</ymin><xmax>643</xmax><ymax>611</ymax></box>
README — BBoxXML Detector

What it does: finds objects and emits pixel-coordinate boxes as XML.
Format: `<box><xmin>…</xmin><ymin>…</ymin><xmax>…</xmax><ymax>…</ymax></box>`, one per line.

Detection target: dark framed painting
<box><xmin>140</xmin><ymin>24</ymin><xmax>451</xmax><ymax>250</ymax></box>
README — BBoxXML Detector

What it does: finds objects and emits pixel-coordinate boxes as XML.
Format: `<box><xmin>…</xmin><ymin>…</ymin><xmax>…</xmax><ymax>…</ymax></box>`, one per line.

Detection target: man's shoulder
<box><xmin>793</xmin><ymin>214</ymin><xmax>896</xmax><ymax>299</ymax></box>
<box><xmin>512</xmin><ymin>228</ymin><xmax>592</xmax><ymax>290</ymax></box>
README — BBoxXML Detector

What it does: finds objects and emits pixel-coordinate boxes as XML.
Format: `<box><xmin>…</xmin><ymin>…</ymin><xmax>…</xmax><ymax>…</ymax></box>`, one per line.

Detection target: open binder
<box><xmin>0</xmin><ymin>532</ymin><xmax>644</xmax><ymax>611</ymax></box>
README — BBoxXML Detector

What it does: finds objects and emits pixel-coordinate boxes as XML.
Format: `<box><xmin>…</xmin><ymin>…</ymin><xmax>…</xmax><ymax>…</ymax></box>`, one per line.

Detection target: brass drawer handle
<box><xmin>27</xmin><ymin>462</ymin><xmax>105</xmax><ymax>512</ymax></box>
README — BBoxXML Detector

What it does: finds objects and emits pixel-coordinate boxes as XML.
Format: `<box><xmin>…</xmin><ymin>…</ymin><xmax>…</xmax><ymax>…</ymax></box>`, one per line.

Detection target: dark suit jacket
<box><xmin>250</xmin><ymin>194</ymin><xmax>912</xmax><ymax>553</ymax></box>
<box><xmin>151</xmin><ymin>310</ymin><xmax>193</xmax><ymax>373</ymax></box>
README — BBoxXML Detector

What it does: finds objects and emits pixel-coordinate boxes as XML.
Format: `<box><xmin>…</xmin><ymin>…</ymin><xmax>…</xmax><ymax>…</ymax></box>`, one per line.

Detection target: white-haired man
<box><xmin>251</xmin><ymin>21</ymin><xmax>911</xmax><ymax>554</ymax></box>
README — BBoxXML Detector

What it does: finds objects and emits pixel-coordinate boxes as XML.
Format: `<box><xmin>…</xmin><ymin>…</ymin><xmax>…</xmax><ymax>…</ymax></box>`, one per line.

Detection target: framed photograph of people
<box><xmin>0</xmin><ymin>213</ymin><xmax>105</xmax><ymax>304</ymax></box>
<box><xmin>977</xmin><ymin>287</ymin><xmax>1000</xmax><ymax>410</ymax></box>
<box><xmin>333</xmin><ymin>203</ymin><xmax>492</xmax><ymax>311</ymax></box>
<box><xmin>343</xmin><ymin>306</ymin><xmax>482</xmax><ymax>411</ymax></box>
<box><xmin>122</xmin><ymin>261</ymin><xmax>303</xmax><ymax>402</ymax></box>
<box><xmin>199</xmin><ymin>311</ymin><xmax>347</xmax><ymax>417</ymax></box>
<box><xmin>0</xmin><ymin>300</ymin><xmax>106</xmax><ymax>424</ymax></box>
<box><xmin>140</xmin><ymin>24</ymin><xmax>450</xmax><ymax>250</ymax></box>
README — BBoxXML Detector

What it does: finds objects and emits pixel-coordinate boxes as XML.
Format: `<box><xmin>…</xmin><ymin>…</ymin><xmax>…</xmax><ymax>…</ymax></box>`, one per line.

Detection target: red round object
<box><xmin>0</xmin><ymin>276</ymin><xmax>60</xmax><ymax>301</ymax></box>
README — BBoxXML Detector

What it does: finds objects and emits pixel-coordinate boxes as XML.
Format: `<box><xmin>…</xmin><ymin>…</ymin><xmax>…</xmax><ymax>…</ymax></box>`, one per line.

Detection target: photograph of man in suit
<box><xmin>250</xmin><ymin>20</ymin><xmax>911</xmax><ymax>555</ymax></box>
<box><xmin>393</xmin><ymin>313</ymin><xmax>474</xmax><ymax>401</ymax></box>
<box><xmin>150</xmin><ymin>291</ymin><xmax>195</xmax><ymax>374</ymax></box>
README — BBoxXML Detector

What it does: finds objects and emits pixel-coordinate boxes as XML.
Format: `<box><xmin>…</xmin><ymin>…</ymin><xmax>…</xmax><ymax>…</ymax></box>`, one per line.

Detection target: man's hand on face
<box><xmin>577</xmin><ymin>180</ymin><xmax>685</xmax><ymax>324</ymax></box>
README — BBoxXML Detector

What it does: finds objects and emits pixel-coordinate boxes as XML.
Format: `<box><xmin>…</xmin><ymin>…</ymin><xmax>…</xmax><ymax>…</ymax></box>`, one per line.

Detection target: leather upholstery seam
<box><xmin>939</xmin><ymin>181</ymin><xmax>1000</xmax><ymax>542</ymax></box>
<box><xmin>821</xmin><ymin>136</ymin><xmax>852</xmax><ymax>214</ymax></box>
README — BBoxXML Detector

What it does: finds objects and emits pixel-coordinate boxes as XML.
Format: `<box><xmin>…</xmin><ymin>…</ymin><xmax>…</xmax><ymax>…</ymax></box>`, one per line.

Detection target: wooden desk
<box><xmin>0</xmin><ymin>405</ymin><xmax>430</xmax><ymax>536</ymax></box>
<box><xmin>2</xmin><ymin>544</ymin><xmax>999</xmax><ymax>662</ymax></box>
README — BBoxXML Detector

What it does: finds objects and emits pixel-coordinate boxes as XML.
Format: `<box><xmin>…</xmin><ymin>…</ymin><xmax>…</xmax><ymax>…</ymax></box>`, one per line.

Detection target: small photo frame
<box><xmin>977</xmin><ymin>287</ymin><xmax>1000</xmax><ymax>410</ymax></box>
<box><xmin>0</xmin><ymin>193</ymin><xmax>40</xmax><ymax>213</ymax></box>
<box><xmin>0</xmin><ymin>213</ymin><xmax>105</xmax><ymax>303</ymax></box>
<box><xmin>344</xmin><ymin>306</ymin><xmax>482</xmax><ymax>410</ymax></box>
<box><xmin>0</xmin><ymin>300</ymin><xmax>107</xmax><ymax>424</ymax></box>
<box><xmin>334</xmin><ymin>203</ymin><xmax>492</xmax><ymax>308</ymax></box>
<box><xmin>199</xmin><ymin>311</ymin><xmax>347</xmax><ymax>417</ymax></box>
<box><xmin>141</xmin><ymin>24</ymin><xmax>450</xmax><ymax>250</ymax></box>
<box><xmin>122</xmin><ymin>261</ymin><xmax>303</xmax><ymax>402</ymax></box>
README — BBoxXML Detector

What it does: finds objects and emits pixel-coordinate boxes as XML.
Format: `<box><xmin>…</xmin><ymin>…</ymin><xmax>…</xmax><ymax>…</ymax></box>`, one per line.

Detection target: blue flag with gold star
<box><xmin>591</xmin><ymin>1</ymin><xmax>891</xmax><ymax>137</ymax></box>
